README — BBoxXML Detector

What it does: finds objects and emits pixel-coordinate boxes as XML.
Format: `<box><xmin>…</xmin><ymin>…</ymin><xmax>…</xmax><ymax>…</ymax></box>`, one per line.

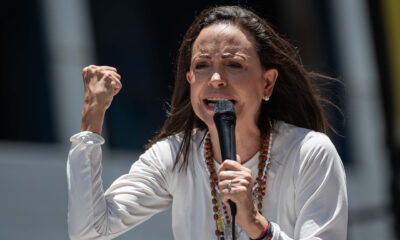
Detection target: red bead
<box><xmin>262</xmin><ymin>192</ymin><xmax>265</xmax><ymax>196</ymax></box>
<box><xmin>225</xmin><ymin>215</ymin><xmax>229</xmax><ymax>219</ymax></box>
<box><xmin>227</xmin><ymin>220</ymin><xmax>231</xmax><ymax>224</ymax></box>
<box><xmin>211</xmin><ymin>189</ymin><xmax>216</xmax><ymax>196</ymax></box>
<box><xmin>215</xmin><ymin>230</ymin><xmax>220</xmax><ymax>236</ymax></box>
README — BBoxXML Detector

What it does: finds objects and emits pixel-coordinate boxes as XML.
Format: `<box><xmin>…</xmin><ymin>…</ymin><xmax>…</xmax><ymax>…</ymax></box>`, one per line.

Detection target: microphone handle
<box><xmin>216</xmin><ymin>117</ymin><xmax>237</xmax><ymax>217</ymax></box>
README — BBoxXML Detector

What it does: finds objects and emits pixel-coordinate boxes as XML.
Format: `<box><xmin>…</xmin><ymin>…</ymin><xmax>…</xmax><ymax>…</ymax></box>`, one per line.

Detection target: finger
<box><xmin>218</xmin><ymin>178</ymin><xmax>245</xmax><ymax>191</ymax></box>
<box><xmin>219</xmin><ymin>173</ymin><xmax>252</xmax><ymax>188</ymax></box>
<box><xmin>99</xmin><ymin>70</ymin><xmax>121</xmax><ymax>83</ymax></box>
<box><xmin>113</xmin><ymin>86</ymin><xmax>122</xmax><ymax>95</ymax></box>
<box><xmin>218</xmin><ymin>160</ymin><xmax>247</xmax><ymax>173</ymax></box>
<box><xmin>111</xmin><ymin>80</ymin><xmax>122</xmax><ymax>95</ymax></box>
<box><xmin>113</xmin><ymin>72</ymin><xmax>121</xmax><ymax>80</ymax></box>
<box><xmin>82</xmin><ymin>65</ymin><xmax>95</xmax><ymax>79</ymax></box>
<box><xmin>218</xmin><ymin>170</ymin><xmax>246</xmax><ymax>180</ymax></box>
<box><xmin>99</xmin><ymin>66</ymin><xmax>117</xmax><ymax>72</ymax></box>
<box><xmin>220</xmin><ymin>185</ymin><xmax>248</xmax><ymax>203</ymax></box>
<box><xmin>103</xmin><ymin>74</ymin><xmax>122</xmax><ymax>91</ymax></box>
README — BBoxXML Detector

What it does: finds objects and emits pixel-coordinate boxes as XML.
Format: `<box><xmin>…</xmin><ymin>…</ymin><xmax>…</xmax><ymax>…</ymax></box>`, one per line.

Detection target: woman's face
<box><xmin>186</xmin><ymin>23</ymin><xmax>278</xmax><ymax>130</ymax></box>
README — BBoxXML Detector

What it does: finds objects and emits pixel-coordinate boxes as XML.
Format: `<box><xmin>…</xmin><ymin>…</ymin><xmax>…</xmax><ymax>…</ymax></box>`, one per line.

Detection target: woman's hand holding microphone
<box><xmin>80</xmin><ymin>65</ymin><xmax>122</xmax><ymax>134</ymax></box>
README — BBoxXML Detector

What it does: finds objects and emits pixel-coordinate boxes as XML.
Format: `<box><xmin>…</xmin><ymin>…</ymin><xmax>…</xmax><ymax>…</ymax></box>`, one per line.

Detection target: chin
<box><xmin>194</xmin><ymin>111</ymin><xmax>214</xmax><ymax>129</ymax></box>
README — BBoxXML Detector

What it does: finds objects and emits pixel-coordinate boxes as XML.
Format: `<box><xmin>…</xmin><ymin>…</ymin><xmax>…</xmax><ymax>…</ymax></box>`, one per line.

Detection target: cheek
<box><xmin>189</xmin><ymin>82</ymin><xmax>203</xmax><ymax>113</ymax></box>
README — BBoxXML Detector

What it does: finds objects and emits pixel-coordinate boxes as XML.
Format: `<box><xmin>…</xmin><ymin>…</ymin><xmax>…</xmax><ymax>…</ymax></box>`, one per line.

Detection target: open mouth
<box><xmin>203</xmin><ymin>98</ymin><xmax>236</xmax><ymax>108</ymax></box>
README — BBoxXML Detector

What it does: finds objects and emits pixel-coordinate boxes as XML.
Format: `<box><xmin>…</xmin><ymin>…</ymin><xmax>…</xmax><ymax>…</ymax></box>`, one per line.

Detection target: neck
<box><xmin>209</xmin><ymin>123</ymin><xmax>261</xmax><ymax>164</ymax></box>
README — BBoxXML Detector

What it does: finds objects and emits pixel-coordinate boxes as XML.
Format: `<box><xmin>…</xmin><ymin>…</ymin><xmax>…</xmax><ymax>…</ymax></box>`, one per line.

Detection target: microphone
<box><xmin>213</xmin><ymin>100</ymin><xmax>237</xmax><ymax>218</ymax></box>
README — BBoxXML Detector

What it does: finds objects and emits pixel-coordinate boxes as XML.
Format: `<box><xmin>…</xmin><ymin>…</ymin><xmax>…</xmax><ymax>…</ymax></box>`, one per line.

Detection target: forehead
<box><xmin>192</xmin><ymin>23</ymin><xmax>257</xmax><ymax>55</ymax></box>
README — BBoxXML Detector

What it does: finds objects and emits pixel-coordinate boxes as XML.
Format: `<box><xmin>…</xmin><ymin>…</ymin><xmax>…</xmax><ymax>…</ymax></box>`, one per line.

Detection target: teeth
<box><xmin>205</xmin><ymin>98</ymin><xmax>234</xmax><ymax>107</ymax></box>
<box><xmin>207</xmin><ymin>98</ymin><xmax>231</xmax><ymax>101</ymax></box>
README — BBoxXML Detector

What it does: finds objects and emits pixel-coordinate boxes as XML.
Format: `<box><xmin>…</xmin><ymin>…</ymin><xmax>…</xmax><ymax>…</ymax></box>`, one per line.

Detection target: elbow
<box><xmin>68</xmin><ymin>226</ymin><xmax>90</xmax><ymax>240</ymax></box>
<box><xmin>68</xmin><ymin>221</ymin><xmax>102</xmax><ymax>240</ymax></box>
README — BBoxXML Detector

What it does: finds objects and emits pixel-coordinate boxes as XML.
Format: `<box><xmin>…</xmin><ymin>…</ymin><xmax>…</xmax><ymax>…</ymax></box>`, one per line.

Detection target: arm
<box><xmin>218</xmin><ymin>133</ymin><xmax>347</xmax><ymax>240</ymax></box>
<box><xmin>271</xmin><ymin>133</ymin><xmax>348</xmax><ymax>240</ymax></box>
<box><xmin>67</xmin><ymin>132</ymin><xmax>173</xmax><ymax>240</ymax></box>
<box><xmin>67</xmin><ymin>65</ymin><xmax>172</xmax><ymax>239</ymax></box>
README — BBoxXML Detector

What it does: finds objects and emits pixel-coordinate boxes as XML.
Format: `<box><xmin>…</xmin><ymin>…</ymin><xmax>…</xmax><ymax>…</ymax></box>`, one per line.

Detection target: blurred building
<box><xmin>0</xmin><ymin>0</ymin><xmax>398</xmax><ymax>239</ymax></box>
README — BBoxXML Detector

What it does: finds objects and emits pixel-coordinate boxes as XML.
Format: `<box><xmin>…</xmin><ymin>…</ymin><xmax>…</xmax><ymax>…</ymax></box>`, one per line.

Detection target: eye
<box><xmin>227</xmin><ymin>62</ymin><xmax>243</xmax><ymax>68</ymax></box>
<box><xmin>195</xmin><ymin>62</ymin><xmax>209</xmax><ymax>69</ymax></box>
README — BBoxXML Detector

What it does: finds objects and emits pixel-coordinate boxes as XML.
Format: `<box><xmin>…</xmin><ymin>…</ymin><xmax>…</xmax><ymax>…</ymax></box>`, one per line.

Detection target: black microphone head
<box><xmin>213</xmin><ymin>100</ymin><xmax>236</xmax><ymax>119</ymax></box>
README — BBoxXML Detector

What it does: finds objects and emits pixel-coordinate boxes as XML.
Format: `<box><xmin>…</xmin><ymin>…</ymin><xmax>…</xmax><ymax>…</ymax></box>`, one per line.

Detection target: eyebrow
<box><xmin>221</xmin><ymin>53</ymin><xmax>246</xmax><ymax>59</ymax></box>
<box><xmin>194</xmin><ymin>55</ymin><xmax>211</xmax><ymax>59</ymax></box>
<box><xmin>192</xmin><ymin>53</ymin><xmax>246</xmax><ymax>61</ymax></box>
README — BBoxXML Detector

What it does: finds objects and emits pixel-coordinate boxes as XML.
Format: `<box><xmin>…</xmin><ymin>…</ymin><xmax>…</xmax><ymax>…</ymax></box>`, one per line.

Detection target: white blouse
<box><xmin>67</xmin><ymin>121</ymin><xmax>348</xmax><ymax>240</ymax></box>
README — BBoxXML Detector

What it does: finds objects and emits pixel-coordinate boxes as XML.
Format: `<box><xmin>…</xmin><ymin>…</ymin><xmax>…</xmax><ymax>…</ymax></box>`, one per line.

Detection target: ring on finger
<box><xmin>227</xmin><ymin>180</ymin><xmax>232</xmax><ymax>192</ymax></box>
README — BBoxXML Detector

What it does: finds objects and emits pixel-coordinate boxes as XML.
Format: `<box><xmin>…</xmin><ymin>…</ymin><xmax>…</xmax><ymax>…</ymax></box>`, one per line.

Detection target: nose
<box><xmin>209</xmin><ymin>72</ymin><xmax>227</xmax><ymax>88</ymax></box>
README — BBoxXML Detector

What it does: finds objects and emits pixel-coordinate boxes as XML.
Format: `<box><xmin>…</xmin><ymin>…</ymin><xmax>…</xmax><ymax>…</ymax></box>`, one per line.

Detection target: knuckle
<box><xmin>244</xmin><ymin>174</ymin><xmax>252</xmax><ymax>182</ymax></box>
<box><xmin>105</xmin><ymin>72</ymin><xmax>112</xmax><ymax>78</ymax></box>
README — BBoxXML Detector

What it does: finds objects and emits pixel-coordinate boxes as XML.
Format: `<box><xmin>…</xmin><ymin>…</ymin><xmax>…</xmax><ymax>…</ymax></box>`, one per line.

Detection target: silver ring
<box><xmin>227</xmin><ymin>180</ymin><xmax>232</xmax><ymax>192</ymax></box>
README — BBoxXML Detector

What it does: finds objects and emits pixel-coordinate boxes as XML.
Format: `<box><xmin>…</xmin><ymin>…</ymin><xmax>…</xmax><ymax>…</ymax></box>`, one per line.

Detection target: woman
<box><xmin>67</xmin><ymin>6</ymin><xmax>347</xmax><ymax>240</ymax></box>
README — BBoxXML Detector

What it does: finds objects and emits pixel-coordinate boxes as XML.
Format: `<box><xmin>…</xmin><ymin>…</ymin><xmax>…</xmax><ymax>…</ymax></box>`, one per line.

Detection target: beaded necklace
<box><xmin>204</xmin><ymin>130</ymin><xmax>273</xmax><ymax>240</ymax></box>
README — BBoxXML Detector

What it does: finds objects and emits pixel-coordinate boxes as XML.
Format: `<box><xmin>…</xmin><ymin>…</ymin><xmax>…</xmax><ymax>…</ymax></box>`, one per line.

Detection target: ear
<box><xmin>186</xmin><ymin>72</ymin><xmax>192</xmax><ymax>84</ymax></box>
<box><xmin>262</xmin><ymin>68</ymin><xmax>278</xmax><ymax>98</ymax></box>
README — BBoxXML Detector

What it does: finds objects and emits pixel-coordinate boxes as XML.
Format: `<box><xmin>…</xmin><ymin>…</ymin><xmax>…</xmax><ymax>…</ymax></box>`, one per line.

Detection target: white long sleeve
<box><xmin>67</xmin><ymin>121</ymin><xmax>347</xmax><ymax>240</ymax></box>
<box><xmin>267</xmin><ymin>130</ymin><xmax>348</xmax><ymax>239</ymax></box>
<box><xmin>67</xmin><ymin>131</ymin><xmax>172</xmax><ymax>240</ymax></box>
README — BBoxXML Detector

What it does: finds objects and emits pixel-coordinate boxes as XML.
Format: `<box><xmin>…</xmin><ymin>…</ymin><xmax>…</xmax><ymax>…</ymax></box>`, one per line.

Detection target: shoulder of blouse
<box><xmin>272</xmin><ymin>120</ymin><xmax>341</xmax><ymax>169</ymax></box>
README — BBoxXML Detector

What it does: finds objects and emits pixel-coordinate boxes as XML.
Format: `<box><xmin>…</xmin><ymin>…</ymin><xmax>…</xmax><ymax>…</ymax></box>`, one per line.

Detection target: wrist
<box><xmin>81</xmin><ymin>106</ymin><xmax>106</xmax><ymax>134</ymax></box>
<box><xmin>250</xmin><ymin>220</ymin><xmax>273</xmax><ymax>240</ymax></box>
<box><xmin>240</xmin><ymin>209</ymin><xmax>269</xmax><ymax>239</ymax></box>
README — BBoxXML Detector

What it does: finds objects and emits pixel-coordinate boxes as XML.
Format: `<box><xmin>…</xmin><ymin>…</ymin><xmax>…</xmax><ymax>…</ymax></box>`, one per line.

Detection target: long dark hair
<box><xmin>147</xmin><ymin>6</ymin><xmax>331</xmax><ymax>171</ymax></box>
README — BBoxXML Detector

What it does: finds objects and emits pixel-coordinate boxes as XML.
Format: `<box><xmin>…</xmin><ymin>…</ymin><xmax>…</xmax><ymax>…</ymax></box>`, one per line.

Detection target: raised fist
<box><xmin>82</xmin><ymin>65</ymin><xmax>122</xmax><ymax>111</ymax></box>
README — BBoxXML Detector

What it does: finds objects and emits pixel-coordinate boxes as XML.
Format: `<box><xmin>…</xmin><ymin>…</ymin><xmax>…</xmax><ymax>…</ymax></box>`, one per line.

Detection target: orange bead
<box><xmin>214</xmin><ymin>214</ymin><xmax>219</xmax><ymax>220</ymax></box>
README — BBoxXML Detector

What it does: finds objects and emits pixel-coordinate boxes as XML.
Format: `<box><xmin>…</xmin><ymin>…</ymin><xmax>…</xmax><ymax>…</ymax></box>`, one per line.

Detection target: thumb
<box><xmin>236</xmin><ymin>154</ymin><xmax>242</xmax><ymax>164</ymax></box>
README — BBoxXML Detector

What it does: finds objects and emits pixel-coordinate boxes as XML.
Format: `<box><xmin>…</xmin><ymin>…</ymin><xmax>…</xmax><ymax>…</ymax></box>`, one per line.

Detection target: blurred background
<box><xmin>0</xmin><ymin>0</ymin><xmax>399</xmax><ymax>239</ymax></box>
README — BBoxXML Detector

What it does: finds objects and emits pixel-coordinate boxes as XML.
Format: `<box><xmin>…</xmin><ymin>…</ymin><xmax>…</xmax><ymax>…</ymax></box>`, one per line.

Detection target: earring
<box><xmin>263</xmin><ymin>95</ymin><xmax>270</xmax><ymax>101</ymax></box>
